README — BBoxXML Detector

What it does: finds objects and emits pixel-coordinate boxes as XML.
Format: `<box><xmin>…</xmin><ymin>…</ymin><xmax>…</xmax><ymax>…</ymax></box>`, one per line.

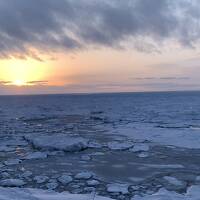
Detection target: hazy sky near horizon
<box><xmin>1</xmin><ymin>0</ymin><xmax>200</xmax><ymax>94</ymax></box>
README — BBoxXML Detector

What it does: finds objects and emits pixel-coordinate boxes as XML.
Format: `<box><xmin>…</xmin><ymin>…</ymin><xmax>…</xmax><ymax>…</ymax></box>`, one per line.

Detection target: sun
<box><xmin>0</xmin><ymin>58</ymin><xmax>49</xmax><ymax>87</ymax></box>
<box><xmin>12</xmin><ymin>80</ymin><xmax>27</xmax><ymax>86</ymax></box>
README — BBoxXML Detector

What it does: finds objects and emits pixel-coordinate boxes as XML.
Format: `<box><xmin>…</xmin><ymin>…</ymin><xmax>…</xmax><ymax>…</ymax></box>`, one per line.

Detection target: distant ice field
<box><xmin>1</xmin><ymin>91</ymin><xmax>200</xmax><ymax>149</ymax></box>
<box><xmin>1</xmin><ymin>92</ymin><xmax>200</xmax><ymax>199</ymax></box>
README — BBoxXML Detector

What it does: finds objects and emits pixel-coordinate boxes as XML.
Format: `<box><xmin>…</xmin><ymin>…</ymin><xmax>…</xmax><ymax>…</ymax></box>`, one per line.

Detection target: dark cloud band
<box><xmin>0</xmin><ymin>0</ymin><xmax>200</xmax><ymax>59</ymax></box>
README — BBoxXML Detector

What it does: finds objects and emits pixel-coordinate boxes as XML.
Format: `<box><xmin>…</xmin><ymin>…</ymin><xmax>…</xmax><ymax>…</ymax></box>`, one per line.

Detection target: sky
<box><xmin>1</xmin><ymin>0</ymin><xmax>200</xmax><ymax>94</ymax></box>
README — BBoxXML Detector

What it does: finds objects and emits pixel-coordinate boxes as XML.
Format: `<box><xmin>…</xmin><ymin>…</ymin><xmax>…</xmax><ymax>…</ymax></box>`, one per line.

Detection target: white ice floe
<box><xmin>106</xmin><ymin>183</ymin><xmax>129</xmax><ymax>194</ymax></box>
<box><xmin>0</xmin><ymin>187</ymin><xmax>114</xmax><ymax>200</ymax></box>
<box><xmin>0</xmin><ymin>179</ymin><xmax>26</xmax><ymax>187</ymax></box>
<box><xmin>107</xmin><ymin>141</ymin><xmax>134</xmax><ymax>150</ymax></box>
<box><xmin>130</xmin><ymin>143</ymin><xmax>150</xmax><ymax>152</ymax></box>
<box><xmin>58</xmin><ymin>174</ymin><xmax>73</xmax><ymax>185</ymax></box>
<box><xmin>163</xmin><ymin>176</ymin><xmax>184</xmax><ymax>187</ymax></box>
<box><xmin>132</xmin><ymin>185</ymin><xmax>200</xmax><ymax>200</ymax></box>
<box><xmin>75</xmin><ymin>172</ymin><xmax>93</xmax><ymax>179</ymax></box>
<box><xmin>25</xmin><ymin>135</ymin><xmax>89</xmax><ymax>152</ymax></box>
<box><xmin>46</xmin><ymin>180</ymin><xmax>58</xmax><ymax>190</ymax></box>
<box><xmin>24</xmin><ymin>152</ymin><xmax>48</xmax><ymax>160</ymax></box>
<box><xmin>115</xmin><ymin>126</ymin><xmax>200</xmax><ymax>149</ymax></box>
<box><xmin>137</xmin><ymin>152</ymin><xmax>149</xmax><ymax>158</ymax></box>
<box><xmin>87</xmin><ymin>180</ymin><xmax>100</xmax><ymax>186</ymax></box>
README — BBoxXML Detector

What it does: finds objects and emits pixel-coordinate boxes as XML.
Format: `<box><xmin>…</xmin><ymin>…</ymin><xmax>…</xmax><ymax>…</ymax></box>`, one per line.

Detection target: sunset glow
<box><xmin>12</xmin><ymin>80</ymin><xmax>26</xmax><ymax>86</ymax></box>
<box><xmin>0</xmin><ymin>58</ymin><xmax>49</xmax><ymax>86</ymax></box>
<box><xmin>0</xmin><ymin>0</ymin><xmax>200</xmax><ymax>95</ymax></box>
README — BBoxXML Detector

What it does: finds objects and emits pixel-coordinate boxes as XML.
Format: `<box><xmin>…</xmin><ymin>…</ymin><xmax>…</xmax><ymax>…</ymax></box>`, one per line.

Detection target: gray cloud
<box><xmin>0</xmin><ymin>81</ymin><xmax>11</xmax><ymax>85</ymax></box>
<box><xmin>0</xmin><ymin>0</ymin><xmax>200</xmax><ymax>59</ymax></box>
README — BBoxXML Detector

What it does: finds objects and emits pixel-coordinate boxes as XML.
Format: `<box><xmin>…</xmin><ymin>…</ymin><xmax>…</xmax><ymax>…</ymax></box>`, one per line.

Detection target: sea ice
<box><xmin>163</xmin><ymin>176</ymin><xmax>184</xmax><ymax>186</ymax></box>
<box><xmin>75</xmin><ymin>172</ymin><xmax>93</xmax><ymax>179</ymax></box>
<box><xmin>25</xmin><ymin>135</ymin><xmax>89</xmax><ymax>152</ymax></box>
<box><xmin>163</xmin><ymin>176</ymin><xmax>186</xmax><ymax>190</ymax></box>
<box><xmin>4</xmin><ymin>159</ymin><xmax>22</xmax><ymax>166</ymax></box>
<box><xmin>34</xmin><ymin>176</ymin><xmax>49</xmax><ymax>184</ymax></box>
<box><xmin>106</xmin><ymin>183</ymin><xmax>129</xmax><ymax>194</ymax></box>
<box><xmin>130</xmin><ymin>143</ymin><xmax>150</xmax><ymax>152</ymax></box>
<box><xmin>87</xmin><ymin>180</ymin><xmax>100</xmax><ymax>186</ymax></box>
<box><xmin>0</xmin><ymin>187</ymin><xmax>114</xmax><ymax>200</ymax></box>
<box><xmin>46</xmin><ymin>181</ymin><xmax>58</xmax><ymax>190</ymax></box>
<box><xmin>0</xmin><ymin>179</ymin><xmax>26</xmax><ymax>187</ymax></box>
<box><xmin>132</xmin><ymin>185</ymin><xmax>200</xmax><ymax>200</ymax></box>
<box><xmin>107</xmin><ymin>141</ymin><xmax>134</xmax><ymax>150</ymax></box>
<box><xmin>137</xmin><ymin>152</ymin><xmax>149</xmax><ymax>158</ymax></box>
<box><xmin>58</xmin><ymin>174</ymin><xmax>73</xmax><ymax>185</ymax></box>
<box><xmin>24</xmin><ymin>152</ymin><xmax>48</xmax><ymax>160</ymax></box>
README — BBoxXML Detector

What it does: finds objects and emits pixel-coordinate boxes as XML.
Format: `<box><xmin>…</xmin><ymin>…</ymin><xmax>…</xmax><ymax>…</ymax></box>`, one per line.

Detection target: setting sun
<box><xmin>12</xmin><ymin>80</ymin><xmax>26</xmax><ymax>86</ymax></box>
<box><xmin>0</xmin><ymin>58</ymin><xmax>49</xmax><ymax>86</ymax></box>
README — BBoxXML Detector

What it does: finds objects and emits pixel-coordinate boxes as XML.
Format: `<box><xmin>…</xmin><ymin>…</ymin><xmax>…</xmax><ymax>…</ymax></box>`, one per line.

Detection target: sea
<box><xmin>1</xmin><ymin>91</ymin><xmax>200</xmax><ymax>198</ymax></box>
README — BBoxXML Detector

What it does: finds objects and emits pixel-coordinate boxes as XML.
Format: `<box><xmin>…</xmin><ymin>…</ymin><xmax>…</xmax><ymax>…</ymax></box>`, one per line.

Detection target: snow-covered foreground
<box><xmin>1</xmin><ymin>185</ymin><xmax>200</xmax><ymax>200</ymax></box>
<box><xmin>0</xmin><ymin>187</ymin><xmax>113</xmax><ymax>200</ymax></box>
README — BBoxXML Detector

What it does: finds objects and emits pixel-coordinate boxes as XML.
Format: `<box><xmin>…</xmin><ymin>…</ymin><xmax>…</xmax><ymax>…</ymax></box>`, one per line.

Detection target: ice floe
<box><xmin>25</xmin><ymin>135</ymin><xmax>89</xmax><ymax>152</ymax></box>
<box><xmin>107</xmin><ymin>141</ymin><xmax>134</xmax><ymax>150</ymax></box>
<box><xmin>0</xmin><ymin>179</ymin><xmax>26</xmax><ymax>187</ymax></box>
<box><xmin>58</xmin><ymin>174</ymin><xmax>73</xmax><ymax>185</ymax></box>
<box><xmin>130</xmin><ymin>143</ymin><xmax>150</xmax><ymax>152</ymax></box>
<box><xmin>75</xmin><ymin>172</ymin><xmax>93</xmax><ymax>179</ymax></box>
<box><xmin>34</xmin><ymin>176</ymin><xmax>49</xmax><ymax>184</ymax></box>
<box><xmin>132</xmin><ymin>185</ymin><xmax>200</xmax><ymax>200</ymax></box>
<box><xmin>24</xmin><ymin>152</ymin><xmax>48</xmax><ymax>160</ymax></box>
<box><xmin>106</xmin><ymin>183</ymin><xmax>129</xmax><ymax>194</ymax></box>
<box><xmin>87</xmin><ymin>180</ymin><xmax>100</xmax><ymax>186</ymax></box>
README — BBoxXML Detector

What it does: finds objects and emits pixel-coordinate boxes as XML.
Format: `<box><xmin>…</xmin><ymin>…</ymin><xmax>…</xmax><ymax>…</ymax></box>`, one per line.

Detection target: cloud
<box><xmin>131</xmin><ymin>77</ymin><xmax>190</xmax><ymax>80</ymax></box>
<box><xmin>0</xmin><ymin>81</ymin><xmax>11</xmax><ymax>85</ymax></box>
<box><xmin>27</xmin><ymin>80</ymin><xmax>48</xmax><ymax>85</ymax></box>
<box><xmin>0</xmin><ymin>0</ymin><xmax>200</xmax><ymax>59</ymax></box>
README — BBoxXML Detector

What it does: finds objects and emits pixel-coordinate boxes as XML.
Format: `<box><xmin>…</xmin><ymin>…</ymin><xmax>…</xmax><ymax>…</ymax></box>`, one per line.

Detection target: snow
<box><xmin>0</xmin><ymin>187</ymin><xmax>114</xmax><ymax>200</ymax></box>
<box><xmin>106</xmin><ymin>183</ymin><xmax>129</xmax><ymax>194</ymax></box>
<box><xmin>0</xmin><ymin>179</ymin><xmax>26</xmax><ymax>187</ymax></box>
<box><xmin>132</xmin><ymin>185</ymin><xmax>200</xmax><ymax>200</ymax></box>
<box><xmin>25</xmin><ymin>135</ymin><xmax>89</xmax><ymax>152</ymax></box>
